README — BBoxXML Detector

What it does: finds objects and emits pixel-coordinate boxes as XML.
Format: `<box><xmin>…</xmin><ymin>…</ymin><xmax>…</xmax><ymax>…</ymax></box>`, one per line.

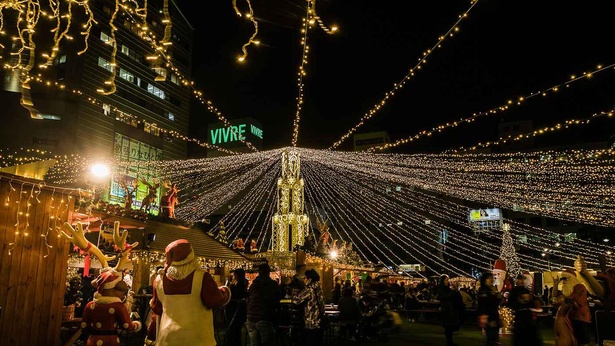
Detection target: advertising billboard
<box><xmin>468</xmin><ymin>208</ymin><xmax>502</xmax><ymax>222</ymax></box>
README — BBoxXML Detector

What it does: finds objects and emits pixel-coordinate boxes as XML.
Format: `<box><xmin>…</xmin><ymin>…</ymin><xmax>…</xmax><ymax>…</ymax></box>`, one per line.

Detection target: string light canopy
<box><xmin>3</xmin><ymin>145</ymin><xmax>614</xmax><ymax>273</ymax></box>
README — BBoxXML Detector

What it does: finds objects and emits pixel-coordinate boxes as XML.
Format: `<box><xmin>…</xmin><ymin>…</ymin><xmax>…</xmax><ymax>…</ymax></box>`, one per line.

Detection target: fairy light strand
<box><xmin>329</xmin><ymin>0</ymin><xmax>479</xmax><ymax>150</ymax></box>
<box><xmin>291</xmin><ymin>0</ymin><xmax>314</xmax><ymax>147</ymax></box>
<box><xmin>291</xmin><ymin>0</ymin><xmax>337</xmax><ymax>147</ymax></box>
<box><xmin>97</xmin><ymin>0</ymin><xmax>119</xmax><ymax>95</ymax></box>
<box><xmin>371</xmin><ymin>63</ymin><xmax>615</xmax><ymax>152</ymax></box>
<box><xmin>233</xmin><ymin>0</ymin><xmax>259</xmax><ymax>63</ymax></box>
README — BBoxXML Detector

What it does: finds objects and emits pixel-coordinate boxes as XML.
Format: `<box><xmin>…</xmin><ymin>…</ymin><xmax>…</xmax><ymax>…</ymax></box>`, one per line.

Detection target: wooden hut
<box><xmin>0</xmin><ymin>173</ymin><xmax>76</xmax><ymax>346</ymax></box>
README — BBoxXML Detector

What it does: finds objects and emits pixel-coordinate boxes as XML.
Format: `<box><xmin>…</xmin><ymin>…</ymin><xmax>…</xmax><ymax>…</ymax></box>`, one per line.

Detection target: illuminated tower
<box><xmin>271</xmin><ymin>150</ymin><xmax>309</xmax><ymax>252</ymax></box>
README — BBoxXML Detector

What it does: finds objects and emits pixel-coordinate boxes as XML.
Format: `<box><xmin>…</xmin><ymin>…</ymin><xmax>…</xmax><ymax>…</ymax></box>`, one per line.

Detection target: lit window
<box><xmin>170</xmin><ymin>74</ymin><xmax>180</xmax><ymax>86</ymax></box>
<box><xmin>100</xmin><ymin>32</ymin><xmax>112</xmax><ymax>44</ymax></box>
<box><xmin>57</xmin><ymin>54</ymin><xmax>67</xmax><ymax>64</ymax></box>
<box><xmin>98</xmin><ymin>57</ymin><xmax>113</xmax><ymax>72</ymax></box>
<box><xmin>36</xmin><ymin>114</ymin><xmax>61</xmax><ymax>121</ymax></box>
<box><xmin>103</xmin><ymin>104</ymin><xmax>111</xmax><ymax>115</ymax></box>
<box><xmin>152</xmin><ymin>67</ymin><xmax>167</xmax><ymax>81</ymax></box>
<box><xmin>119</xmin><ymin>69</ymin><xmax>134</xmax><ymax>83</ymax></box>
<box><xmin>167</xmin><ymin>112</ymin><xmax>175</xmax><ymax>121</ymax></box>
<box><xmin>147</xmin><ymin>84</ymin><xmax>165</xmax><ymax>99</ymax></box>
<box><xmin>121</xmin><ymin>45</ymin><xmax>130</xmax><ymax>55</ymax></box>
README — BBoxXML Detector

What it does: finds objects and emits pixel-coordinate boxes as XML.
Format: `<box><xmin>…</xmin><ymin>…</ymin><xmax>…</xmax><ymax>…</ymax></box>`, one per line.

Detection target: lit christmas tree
<box><xmin>500</xmin><ymin>223</ymin><xmax>521</xmax><ymax>278</ymax></box>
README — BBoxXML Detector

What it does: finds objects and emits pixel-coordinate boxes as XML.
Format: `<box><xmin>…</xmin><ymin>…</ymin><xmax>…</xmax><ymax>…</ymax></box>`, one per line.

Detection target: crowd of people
<box><xmin>69</xmin><ymin>239</ymin><xmax>613</xmax><ymax>346</ymax></box>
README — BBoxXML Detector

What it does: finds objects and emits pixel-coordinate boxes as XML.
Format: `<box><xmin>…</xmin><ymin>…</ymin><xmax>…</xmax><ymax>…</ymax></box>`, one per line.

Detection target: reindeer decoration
<box><xmin>120</xmin><ymin>177</ymin><xmax>138</xmax><ymax>210</ymax></box>
<box><xmin>139</xmin><ymin>178</ymin><xmax>160</xmax><ymax>213</ymax></box>
<box><xmin>60</xmin><ymin>221</ymin><xmax>141</xmax><ymax>345</ymax></box>
<box><xmin>60</xmin><ymin>221</ymin><xmax>139</xmax><ymax>275</ymax></box>
<box><xmin>160</xmin><ymin>180</ymin><xmax>179</xmax><ymax>219</ymax></box>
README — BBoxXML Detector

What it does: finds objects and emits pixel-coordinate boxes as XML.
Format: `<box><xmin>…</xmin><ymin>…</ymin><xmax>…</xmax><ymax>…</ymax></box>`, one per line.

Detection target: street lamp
<box><xmin>90</xmin><ymin>163</ymin><xmax>110</xmax><ymax>179</ymax></box>
<box><xmin>330</xmin><ymin>250</ymin><xmax>338</xmax><ymax>259</ymax></box>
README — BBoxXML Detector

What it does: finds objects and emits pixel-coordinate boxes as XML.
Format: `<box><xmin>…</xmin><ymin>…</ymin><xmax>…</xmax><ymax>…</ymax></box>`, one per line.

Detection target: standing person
<box><xmin>338</xmin><ymin>287</ymin><xmax>361</xmax><ymax>341</ymax></box>
<box><xmin>148</xmin><ymin>239</ymin><xmax>231</xmax><ymax>346</ymax></box>
<box><xmin>226</xmin><ymin>268</ymin><xmax>248</xmax><ymax>346</ymax></box>
<box><xmin>293</xmin><ymin>269</ymin><xmax>326</xmax><ymax>346</ymax></box>
<box><xmin>332</xmin><ymin>277</ymin><xmax>342</xmax><ymax>305</ymax></box>
<box><xmin>542</xmin><ymin>285</ymin><xmax>549</xmax><ymax>304</ymax></box>
<box><xmin>122</xmin><ymin>268</ymin><xmax>133</xmax><ymax>290</ymax></box>
<box><xmin>437</xmin><ymin>275</ymin><xmax>464</xmax><ymax>346</ymax></box>
<box><xmin>477</xmin><ymin>272</ymin><xmax>502</xmax><ymax>346</ymax></box>
<box><xmin>509</xmin><ymin>274</ymin><xmax>543</xmax><ymax>346</ymax></box>
<box><xmin>246</xmin><ymin>263</ymin><xmax>280</xmax><ymax>346</ymax></box>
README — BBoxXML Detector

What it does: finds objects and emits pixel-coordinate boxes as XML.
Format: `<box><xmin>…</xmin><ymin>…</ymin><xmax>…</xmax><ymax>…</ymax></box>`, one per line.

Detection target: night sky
<box><xmin>179</xmin><ymin>0</ymin><xmax>615</xmax><ymax>152</ymax></box>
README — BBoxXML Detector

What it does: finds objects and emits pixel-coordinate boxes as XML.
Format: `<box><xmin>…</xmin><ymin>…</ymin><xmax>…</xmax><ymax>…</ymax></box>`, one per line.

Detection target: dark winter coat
<box><xmin>477</xmin><ymin>286</ymin><xmax>502</xmax><ymax>323</ymax></box>
<box><xmin>437</xmin><ymin>285</ymin><xmax>464</xmax><ymax>328</ymax></box>
<box><xmin>247</xmin><ymin>274</ymin><xmax>280</xmax><ymax>323</ymax></box>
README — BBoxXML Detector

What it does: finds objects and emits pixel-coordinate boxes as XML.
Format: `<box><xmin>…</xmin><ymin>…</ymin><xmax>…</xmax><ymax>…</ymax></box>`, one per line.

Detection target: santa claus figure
<box><xmin>493</xmin><ymin>259</ymin><xmax>514</xmax><ymax>294</ymax></box>
<box><xmin>148</xmin><ymin>239</ymin><xmax>231</xmax><ymax>345</ymax></box>
<box><xmin>553</xmin><ymin>268</ymin><xmax>592</xmax><ymax>346</ymax></box>
<box><xmin>80</xmin><ymin>269</ymin><xmax>142</xmax><ymax>346</ymax></box>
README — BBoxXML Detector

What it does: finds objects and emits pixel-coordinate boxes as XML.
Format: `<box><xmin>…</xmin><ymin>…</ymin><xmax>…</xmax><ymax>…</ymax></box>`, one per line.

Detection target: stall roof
<box><xmin>69</xmin><ymin>211</ymin><xmax>147</xmax><ymax>231</ymax></box>
<box><xmin>135</xmin><ymin>220</ymin><xmax>248</xmax><ymax>262</ymax></box>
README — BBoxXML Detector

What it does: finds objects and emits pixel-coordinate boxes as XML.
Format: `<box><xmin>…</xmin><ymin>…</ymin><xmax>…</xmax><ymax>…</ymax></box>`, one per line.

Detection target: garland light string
<box><xmin>302</xmin><ymin>163</ymin><xmax>402</xmax><ymax>270</ymax></box>
<box><xmin>408</xmin><ymin>187</ymin><xmax>610</xmax><ymax>264</ymax></box>
<box><xmin>446</xmin><ymin>109</ymin><xmax>615</xmax><ymax>153</ymax></box>
<box><xmin>369</xmin><ymin>63</ymin><xmax>615</xmax><ymax>152</ymax></box>
<box><xmin>291</xmin><ymin>0</ymin><xmax>337</xmax><ymax>147</ymax></box>
<box><xmin>338</xmin><ymin>167</ymin><xmax>551</xmax><ymax>270</ymax></box>
<box><xmin>329</xmin><ymin>0</ymin><xmax>479</xmax><ymax>149</ymax></box>
<box><xmin>233</xmin><ymin>0</ymin><xmax>259</xmax><ymax>63</ymax></box>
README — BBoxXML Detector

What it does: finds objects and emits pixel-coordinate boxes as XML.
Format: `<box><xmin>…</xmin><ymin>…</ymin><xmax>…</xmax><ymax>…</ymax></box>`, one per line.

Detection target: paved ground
<box><xmin>69</xmin><ymin>313</ymin><xmax>604</xmax><ymax>346</ymax></box>
<box><xmin>356</xmin><ymin>317</ymin><xmax>605</xmax><ymax>346</ymax></box>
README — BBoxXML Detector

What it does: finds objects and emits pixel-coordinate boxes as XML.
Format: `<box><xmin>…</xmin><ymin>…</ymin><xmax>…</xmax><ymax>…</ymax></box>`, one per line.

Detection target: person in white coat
<box><xmin>148</xmin><ymin>239</ymin><xmax>231</xmax><ymax>346</ymax></box>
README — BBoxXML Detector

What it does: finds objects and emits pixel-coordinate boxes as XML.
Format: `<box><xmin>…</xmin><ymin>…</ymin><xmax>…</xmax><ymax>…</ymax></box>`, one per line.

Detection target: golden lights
<box><xmin>233</xmin><ymin>0</ymin><xmax>259</xmax><ymax>63</ymax></box>
<box><xmin>292</xmin><ymin>0</ymin><xmax>337</xmax><ymax>147</ymax></box>
<box><xmin>369</xmin><ymin>63</ymin><xmax>615</xmax><ymax>152</ymax></box>
<box><xmin>329</xmin><ymin>0</ymin><xmax>479</xmax><ymax>150</ymax></box>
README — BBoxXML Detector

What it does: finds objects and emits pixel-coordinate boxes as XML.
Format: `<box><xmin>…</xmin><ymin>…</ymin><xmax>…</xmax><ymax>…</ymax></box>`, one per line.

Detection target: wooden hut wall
<box><xmin>0</xmin><ymin>177</ymin><xmax>73</xmax><ymax>346</ymax></box>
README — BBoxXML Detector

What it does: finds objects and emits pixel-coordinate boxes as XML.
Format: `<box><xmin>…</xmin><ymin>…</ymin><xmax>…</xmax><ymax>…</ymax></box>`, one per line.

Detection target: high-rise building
<box><xmin>0</xmin><ymin>0</ymin><xmax>193</xmax><ymax>211</ymax></box>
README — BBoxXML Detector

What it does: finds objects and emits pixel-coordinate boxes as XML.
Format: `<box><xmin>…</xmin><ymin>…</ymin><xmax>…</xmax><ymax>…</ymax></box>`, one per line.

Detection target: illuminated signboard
<box><xmin>468</xmin><ymin>208</ymin><xmax>502</xmax><ymax>222</ymax></box>
<box><xmin>398</xmin><ymin>264</ymin><xmax>425</xmax><ymax>272</ymax></box>
<box><xmin>353</xmin><ymin>131</ymin><xmax>390</xmax><ymax>151</ymax></box>
<box><xmin>208</xmin><ymin>117</ymin><xmax>263</xmax><ymax>149</ymax></box>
